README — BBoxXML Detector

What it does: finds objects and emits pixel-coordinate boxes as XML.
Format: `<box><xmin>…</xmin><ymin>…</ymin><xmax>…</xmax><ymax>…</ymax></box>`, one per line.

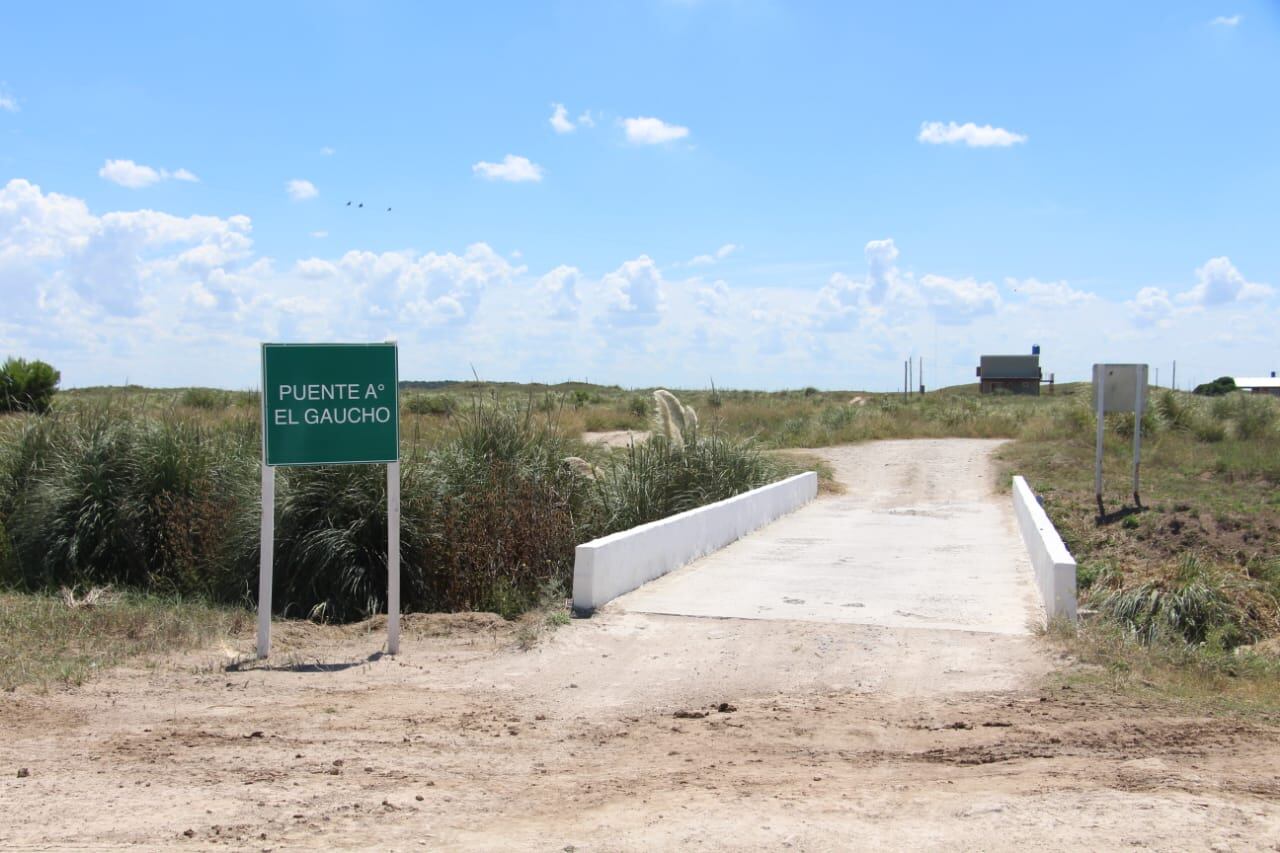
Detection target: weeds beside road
<box><xmin>0</xmin><ymin>390</ymin><xmax>790</xmax><ymax>635</ymax></box>
<box><xmin>0</xmin><ymin>589</ymin><xmax>250</xmax><ymax>691</ymax></box>
<box><xmin>3</xmin><ymin>380</ymin><xmax>1278</xmax><ymax>707</ymax></box>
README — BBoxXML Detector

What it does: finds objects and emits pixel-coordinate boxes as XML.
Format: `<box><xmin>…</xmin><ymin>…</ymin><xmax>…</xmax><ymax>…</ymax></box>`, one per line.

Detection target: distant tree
<box><xmin>1193</xmin><ymin>376</ymin><xmax>1237</xmax><ymax>397</ymax></box>
<box><xmin>0</xmin><ymin>357</ymin><xmax>61</xmax><ymax>413</ymax></box>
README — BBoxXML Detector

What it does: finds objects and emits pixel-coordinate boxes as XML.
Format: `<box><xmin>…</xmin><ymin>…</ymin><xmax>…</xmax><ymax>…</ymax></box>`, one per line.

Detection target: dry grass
<box><xmin>0</xmin><ymin>590</ymin><xmax>252</xmax><ymax>691</ymax></box>
<box><xmin>1046</xmin><ymin>617</ymin><xmax>1280</xmax><ymax>718</ymax></box>
<box><xmin>771</xmin><ymin>450</ymin><xmax>844</xmax><ymax>494</ymax></box>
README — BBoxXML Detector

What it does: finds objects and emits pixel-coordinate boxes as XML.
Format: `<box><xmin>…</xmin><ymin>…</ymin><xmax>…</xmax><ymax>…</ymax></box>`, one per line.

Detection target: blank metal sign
<box><xmin>1092</xmin><ymin>364</ymin><xmax>1148</xmax><ymax>413</ymax></box>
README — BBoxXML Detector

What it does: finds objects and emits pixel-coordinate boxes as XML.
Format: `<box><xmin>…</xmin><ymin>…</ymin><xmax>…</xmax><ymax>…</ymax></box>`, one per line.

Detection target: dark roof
<box><xmin>980</xmin><ymin>355</ymin><xmax>1041</xmax><ymax>379</ymax></box>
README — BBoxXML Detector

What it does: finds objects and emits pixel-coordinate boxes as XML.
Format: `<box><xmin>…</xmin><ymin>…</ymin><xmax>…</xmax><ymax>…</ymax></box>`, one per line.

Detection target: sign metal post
<box><xmin>257</xmin><ymin>463</ymin><xmax>274</xmax><ymax>659</ymax></box>
<box><xmin>258</xmin><ymin>342</ymin><xmax>400</xmax><ymax>659</ymax></box>
<box><xmin>1132</xmin><ymin>367</ymin><xmax>1143</xmax><ymax>508</ymax></box>
<box><xmin>387</xmin><ymin>460</ymin><xmax>401</xmax><ymax>655</ymax></box>
<box><xmin>1094</xmin><ymin>367</ymin><xmax>1106</xmax><ymax>518</ymax></box>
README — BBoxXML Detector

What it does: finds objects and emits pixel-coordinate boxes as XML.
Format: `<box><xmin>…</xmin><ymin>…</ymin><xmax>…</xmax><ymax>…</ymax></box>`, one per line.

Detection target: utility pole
<box><xmin>1172</xmin><ymin>361</ymin><xmax>1177</xmax><ymax>392</ymax></box>
<box><xmin>1155</xmin><ymin>367</ymin><xmax>1159</xmax><ymax>388</ymax></box>
<box><xmin>903</xmin><ymin>361</ymin><xmax>908</xmax><ymax>397</ymax></box>
<box><xmin>919</xmin><ymin>356</ymin><xmax>924</xmax><ymax>394</ymax></box>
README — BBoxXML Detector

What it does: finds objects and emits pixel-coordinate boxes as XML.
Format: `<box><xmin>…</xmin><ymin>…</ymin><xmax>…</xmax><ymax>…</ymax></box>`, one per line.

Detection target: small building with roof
<box><xmin>1233</xmin><ymin>373</ymin><xmax>1280</xmax><ymax>397</ymax></box>
<box><xmin>976</xmin><ymin>352</ymin><xmax>1043</xmax><ymax>395</ymax></box>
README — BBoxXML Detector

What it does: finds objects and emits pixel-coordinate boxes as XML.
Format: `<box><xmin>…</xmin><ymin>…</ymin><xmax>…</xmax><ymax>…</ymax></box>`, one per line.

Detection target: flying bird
<box><xmin>386</xmin><ymin>207</ymin><xmax>392</xmax><ymax>212</ymax></box>
<box><xmin>358</xmin><ymin>203</ymin><xmax>363</xmax><ymax>208</ymax></box>
<box><xmin>346</xmin><ymin>201</ymin><xmax>351</xmax><ymax>206</ymax></box>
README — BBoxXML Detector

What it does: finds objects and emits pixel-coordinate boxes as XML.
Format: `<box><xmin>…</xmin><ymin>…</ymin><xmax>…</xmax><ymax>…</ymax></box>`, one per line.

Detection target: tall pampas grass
<box><xmin>588</xmin><ymin>389</ymin><xmax>790</xmax><ymax>534</ymax></box>
<box><xmin>653</xmin><ymin>389</ymin><xmax>699</xmax><ymax>446</ymax></box>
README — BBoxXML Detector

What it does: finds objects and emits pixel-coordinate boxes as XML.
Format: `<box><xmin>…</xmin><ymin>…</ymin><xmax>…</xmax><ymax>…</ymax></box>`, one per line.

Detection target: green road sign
<box><xmin>261</xmin><ymin>343</ymin><xmax>399</xmax><ymax>466</ymax></box>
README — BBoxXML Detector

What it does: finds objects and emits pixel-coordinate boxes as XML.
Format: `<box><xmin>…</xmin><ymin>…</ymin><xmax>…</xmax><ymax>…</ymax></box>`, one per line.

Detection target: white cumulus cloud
<box><xmin>1211</xmin><ymin>14</ymin><xmax>1242</xmax><ymax>26</ymax></box>
<box><xmin>918</xmin><ymin>274</ymin><xmax>1001</xmax><ymax>324</ymax></box>
<box><xmin>1006</xmin><ymin>277</ymin><xmax>1097</xmax><ymax>306</ymax></box>
<box><xmin>12</xmin><ymin>174</ymin><xmax>1276</xmax><ymax>395</ymax></box>
<box><xmin>472</xmin><ymin>155</ymin><xmax>544</xmax><ymax>183</ymax></box>
<box><xmin>603</xmin><ymin>255</ymin><xmax>665</xmax><ymax>325</ymax></box>
<box><xmin>695</xmin><ymin>279</ymin><xmax>730</xmax><ymax>316</ymax></box>
<box><xmin>811</xmin><ymin>238</ymin><xmax>903</xmax><ymax>331</ymax></box>
<box><xmin>1178</xmin><ymin>256</ymin><xmax>1271</xmax><ymax>306</ymax></box>
<box><xmin>549</xmin><ymin>103</ymin><xmax>575</xmax><ymax>134</ymax></box>
<box><xmin>864</xmin><ymin>238</ymin><xmax>900</xmax><ymax>303</ymax></box>
<box><xmin>0</xmin><ymin>178</ymin><xmax>250</xmax><ymax>317</ymax></box>
<box><xmin>286</xmin><ymin>179</ymin><xmax>319</xmax><ymax>201</ymax></box>
<box><xmin>0</xmin><ymin>87</ymin><xmax>18</xmax><ymax>112</ymax></box>
<box><xmin>688</xmin><ymin>243</ymin><xmax>739</xmax><ymax>266</ymax></box>
<box><xmin>623</xmin><ymin>116</ymin><xmax>690</xmax><ymax>145</ymax></box>
<box><xmin>1128</xmin><ymin>286</ymin><xmax>1175</xmax><ymax>328</ymax></box>
<box><xmin>99</xmin><ymin>159</ymin><xmax>200</xmax><ymax>188</ymax></box>
<box><xmin>538</xmin><ymin>265</ymin><xmax>581</xmax><ymax>320</ymax></box>
<box><xmin>917</xmin><ymin>121</ymin><xmax>1027</xmax><ymax>147</ymax></box>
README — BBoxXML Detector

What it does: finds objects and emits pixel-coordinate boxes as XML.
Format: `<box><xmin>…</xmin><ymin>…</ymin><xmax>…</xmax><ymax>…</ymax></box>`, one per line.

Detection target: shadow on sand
<box><xmin>226</xmin><ymin>650</ymin><xmax>385</xmax><ymax>674</ymax></box>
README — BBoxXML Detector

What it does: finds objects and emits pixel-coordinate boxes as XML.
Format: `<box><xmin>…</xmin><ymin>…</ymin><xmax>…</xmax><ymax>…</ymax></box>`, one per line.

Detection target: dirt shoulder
<box><xmin>3</xmin><ymin>441</ymin><xmax>1280</xmax><ymax>850</ymax></box>
<box><xmin>3</xmin><ymin>614</ymin><xmax>1278</xmax><ymax>851</ymax></box>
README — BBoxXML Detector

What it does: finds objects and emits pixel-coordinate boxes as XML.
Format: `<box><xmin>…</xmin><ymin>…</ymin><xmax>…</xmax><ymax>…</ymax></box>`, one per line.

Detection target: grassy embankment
<box><xmin>4</xmin><ymin>380</ymin><xmax>1278</xmax><ymax>704</ymax></box>
<box><xmin>0</xmin><ymin>385</ymin><xmax>791</xmax><ymax>687</ymax></box>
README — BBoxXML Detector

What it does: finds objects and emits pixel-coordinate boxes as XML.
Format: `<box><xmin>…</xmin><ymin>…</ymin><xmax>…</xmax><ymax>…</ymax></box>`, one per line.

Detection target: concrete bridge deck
<box><xmin>611</xmin><ymin>439</ymin><xmax>1043</xmax><ymax>636</ymax></box>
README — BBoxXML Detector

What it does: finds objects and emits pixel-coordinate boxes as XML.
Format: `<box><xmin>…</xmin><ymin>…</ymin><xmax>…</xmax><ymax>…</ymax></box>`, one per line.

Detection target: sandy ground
<box><xmin>581</xmin><ymin>430</ymin><xmax>650</xmax><ymax>449</ymax></box>
<box><xmin>3</xmin><ymin>440</ymin><xmax>1280</xmax><ymax>851</ymax></box>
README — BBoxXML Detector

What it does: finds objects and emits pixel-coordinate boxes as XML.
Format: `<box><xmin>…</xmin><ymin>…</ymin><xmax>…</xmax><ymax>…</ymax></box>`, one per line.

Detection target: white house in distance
<box><xmin>1233</xmin><ymin>373</ymin><xmax>1280</xmax><ymax>397</ymax></box>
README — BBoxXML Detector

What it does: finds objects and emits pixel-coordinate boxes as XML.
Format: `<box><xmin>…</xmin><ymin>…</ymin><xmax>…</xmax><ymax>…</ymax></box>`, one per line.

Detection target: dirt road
<box><xmin>3</xmin><ymin>440</ymin><xmax>1280</xmax><ymax>851</ymax></box>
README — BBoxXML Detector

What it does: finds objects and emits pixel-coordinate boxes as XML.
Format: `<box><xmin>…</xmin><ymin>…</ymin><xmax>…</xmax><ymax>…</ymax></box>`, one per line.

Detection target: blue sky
<box><xmin>2</xmin><ymin>1</ymin><xmax>1278</xmax><ymax>390</ymax></box>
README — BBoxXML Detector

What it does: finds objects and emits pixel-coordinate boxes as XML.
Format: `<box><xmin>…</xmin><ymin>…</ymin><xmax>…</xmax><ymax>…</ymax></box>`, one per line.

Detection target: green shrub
<box><xmin>1055</xmin><ymin>401</ymin><xmax>1094</xmax><ymax>436</ymax></box>
<box><xmin>428</xmin><ymin>465</ymin><xmax>578</xmax><ymax>618</ymax></box>
<box><xmin>1112</xmin><ymin>410</ymin><xmax>1159</xmax><ymax>439</ymax></box>
<box><xmin>1194</xmin><ymin>376</ymin><xmax>1237</xmax><ymax>396</ymax></box>
<box><xmin>404</xmin><ymin>394</ymin><xmax>457</xmax><ymax>416</ymax></box>
<box><xmin>8</xmin><ymin>414</ymin><xmax>149</xmax><ymax>588</ymax></box>
<box><xmin>3</xmin><ymin>411</ymin><xmax>256</xmax><ymax>595</ymax></box>
<box><xmin>583</xmin><ymin>391</ymin><xmax>789</xmax><ymax>532</ymax></box>
<box><xmin>1154</xmin><ymin>390</ymin><xmax>1196</xmax><ymax>432</ymax></box>
<box><xmin>819</xmin><ymin>405</ymin><xmax>857</xmax><ymax>431</ymax></box>
<box><xmin>1089</xmin><ymin>555</ymin><xmax>1256</xmax><ymax>648</ymax></box>
<box><xmin>0</xmin><ymin>357</ymin><xmax>61</xmax><ymax>414</ymax></box>
<box><xmin>421</xmin><ymin>399</ymin><xmax>586</xmax><ymax>614</ymax></box>
<box><xmin>1193</xmin><ymin>420</ymin><xmax>1227</xmax><ymax>443</ymax></box>
<box><xmin>1075</xmin><ymin>560</ymin><xmax>1108</xmax><ymax>591</ymax></box>
<box><xmin>266</xmin><ymin>464</ymin><xmax>430</xmax><ymax>621</ymax></box>
<box><xmin>1230</xmin><ymin>395</ymin><xmax>1276</xmax><ymax>440</ymax></box>
<box><xmin>179</xmin><ymin>388</ymin><xmax>229</xmax><ymax>410</ymax></box>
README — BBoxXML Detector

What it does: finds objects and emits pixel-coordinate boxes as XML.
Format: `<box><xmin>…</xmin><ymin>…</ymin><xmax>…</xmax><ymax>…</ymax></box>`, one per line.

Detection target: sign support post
<box><xmin>1132</xmin><ymin>368</ymin><xmax>1143</xmax><ymax>508</ymax></box>
<box><xmin>1094</xmin><ymin>365</ymin><xmax>1106</xmax><ymax>518</ymax></box>
<box><xmin>387</xmin><ymin>460</ymin><xmax>401</xmax><ymax>655</ymax></box>
<box><xmin>258</xmin><ymin>463</ymin><xmax>275</xmax><ymax>659</ymax></box>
